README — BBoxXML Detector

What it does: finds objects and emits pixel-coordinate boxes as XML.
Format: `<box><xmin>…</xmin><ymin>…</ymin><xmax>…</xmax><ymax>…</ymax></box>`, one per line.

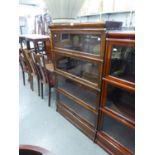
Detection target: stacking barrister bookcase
<box><xmin>96</xmin><ymin>31</ymin><xmax>135</xmax><ymax>154</ymax></box>
<box><xmin>49</xmin><ymin>23</ymin><xmax>106</xmax><ymax>140</ymax></box>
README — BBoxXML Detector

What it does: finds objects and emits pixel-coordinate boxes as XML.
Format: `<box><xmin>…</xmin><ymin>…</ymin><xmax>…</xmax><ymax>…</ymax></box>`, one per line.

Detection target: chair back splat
<box><xmin>32</xmin><ymin>52</ymin><xmax>55</xmax><ymax>106</ymax></box>
<box><xmin>19</xmin><ymin>49</ymin><xmax>33</xmax><ymax>88</ymax></box>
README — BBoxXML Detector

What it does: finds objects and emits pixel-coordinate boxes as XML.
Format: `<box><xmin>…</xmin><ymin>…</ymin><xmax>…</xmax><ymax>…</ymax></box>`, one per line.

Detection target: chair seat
<box><xmin>40</xmin><ymin>77</ymin><xmax>55</xmax><ymax>87</ymax></box>
<box><xmin>23</xmin><ymin>66</ymin><xmax>29</xmax><ymax>72</ymax></box>
<box><xmin>49</xmin><ymin>78</ymin><xmax>55</xmax><ymax>86</ymax></box>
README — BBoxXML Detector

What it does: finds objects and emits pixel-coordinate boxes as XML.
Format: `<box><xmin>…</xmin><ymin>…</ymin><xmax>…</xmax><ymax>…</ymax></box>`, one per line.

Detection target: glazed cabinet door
<box><xmin>53</xmin><ymin>32</ymin><xmax>104</xmax><ymax>58</ymax></box>
<box><xmin>57</xmin><ymin>75</ymin><xmax>100</xmax><ymax>112</ymax></box>
<box><xmin>55</xmin><ymin>53</ymin><xmax>102</xmax><ymax>88</ymax></box>
<box><xmin>105</xmin><ymin>39</ymin><xmax>135</xmax><ymax>87</ymax></box>
<box><xmin>100</xmin><ymin>113</ymin><xmax>135</xmax><ymax>154</ymax></box>
<box><xmin>58</xmin><ymin>93</ymin><xmax>97</xmax><ymax>127</ymax></box>
<box><xmin>101</xmin><ymin>82</ymin><xmax>135</xmax><ymax>123</ymax></box>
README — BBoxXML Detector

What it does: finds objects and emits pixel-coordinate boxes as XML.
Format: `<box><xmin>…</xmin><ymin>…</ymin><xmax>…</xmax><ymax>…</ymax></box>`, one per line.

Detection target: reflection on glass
<box><xmin>106</xmin><ymin>84</ymin><xmax>135</xmax><ymax>121</ymax></box>
<box><xmin>56</xmin><ymin>56</ymin><xmax>99</xmax><ymax>83</ymax></box>
<box><xmin>59</xmin><ymin>94</ymin><xmax>96</xmax><ymax>126</ymax></box>
<box><xmin>57</xmin><ymin>75</ymin><xmax>97</xmax><ymax>108</ymax></box>
<box><xmin>54</xmin><ymin>33</ymin><xmax>101</xmax><ymax>55</ymax></box>
<box><xmin>110</xmin><ymin>46</ymin><xmax>135</xmax><ymax>82</ymax></box>
<box><xmin>102</xmin><ymin>115</ymin><xmax>135</xmax><ymax>153</ymax></box>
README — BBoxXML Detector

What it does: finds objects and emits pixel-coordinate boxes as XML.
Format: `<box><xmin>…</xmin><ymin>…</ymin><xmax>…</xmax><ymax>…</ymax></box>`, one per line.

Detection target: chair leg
<box><xmin>22</xmin><ymin>71</ymin><xmax>25</xmax><ymax>86</ymax></box>
<box><xmin>30</xmin><ymin>76</ymin><xmax>34</xmax><ymax>91</ymax></box>
<box><xmin>37</xmin><ymin>78</ymin><xmax>40</xmax><ymax>96</ymax></box>
<box><xmin>48</xmin><ymin>86</ymin><xmax>51</xmax><ymax>107</ymax></box>
<box><xmin>41</xmin><ymin>83</ymin><xmax>43</xmax><ymax>99</ymax></box>
<box><xmin>29</xmin><ymin>75</ymin><xmax>32</xmax><ymax>90</ymax></box>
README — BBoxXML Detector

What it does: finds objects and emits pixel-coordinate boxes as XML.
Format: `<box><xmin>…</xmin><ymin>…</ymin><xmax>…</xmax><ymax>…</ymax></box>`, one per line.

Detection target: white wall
<box><xmin>80</xmin><ymin>0</ymin><xmax>135</xmax><ymax>15</ymax></box>
<box><xmin>77</xmin><ymin>11</ymin><xmax>135</xmax><ymax>29</ymax></box>
<box><xmin>19</xmin><ymin>4</ymin><xmax>45</xmax><ymax>34</ymax></box>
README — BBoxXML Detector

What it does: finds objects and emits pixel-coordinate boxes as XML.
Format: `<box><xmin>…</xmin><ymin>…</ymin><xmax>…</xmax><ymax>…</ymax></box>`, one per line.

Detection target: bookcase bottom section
<box><xmin>96</xmin><ymin>132</ymin><xmax>133</xmax><ymax>155</ymax></box>
<box><xmin>57</xmin><ymin>104</ymin><xmax>96</xmax><ymax>140</ymax></box>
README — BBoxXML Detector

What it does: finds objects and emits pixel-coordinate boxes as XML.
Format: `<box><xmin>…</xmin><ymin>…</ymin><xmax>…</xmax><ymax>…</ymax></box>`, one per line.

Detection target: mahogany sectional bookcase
<box><xmin>96</xmin><ymin>31</ymin><xmax>135</xmax><ymax>155</ymax></box>
<box><xmin>49</xmin><ymin>23</ymin><xmax>106</xmax><ymax>140</ymax></box>
<box><xmin>49</xmin><ymin>23</ymin><xmax>135</xmax><ymax>155</ymax></box>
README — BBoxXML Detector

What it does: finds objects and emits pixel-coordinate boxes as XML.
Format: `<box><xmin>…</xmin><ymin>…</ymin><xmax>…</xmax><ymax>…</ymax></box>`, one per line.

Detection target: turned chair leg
<box><xmin>22</xmin><ymin>71</ymin><xmax>25</xmax><ymax>86</ymax></box>
<box><xmin>30</xmin><ymin>76</ymin><xmax>34</xmax><ymax>91</ymax></box>
<box><xmin>28</xmin><ymin>75</ymin><xmax>33</xmax><ymax>91</ymax></box>
<box><xmin>48</xmin><ymin>86</ymin><xmax>51</xmax><ymax>107</ymax></box>
<box><xmin>41</xmin><ymin>83</ymin><xmax>43</xmax><ymax>99</ymax></box>
<box><xmin>37</xmin><ymin>78</ymin><xmax>40</xmax><ymax>96</ymax></box>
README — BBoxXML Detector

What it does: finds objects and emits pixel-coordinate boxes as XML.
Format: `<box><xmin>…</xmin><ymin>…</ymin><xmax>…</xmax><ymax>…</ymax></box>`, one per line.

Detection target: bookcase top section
<box><xmin>49</xmin><ymin>22</ymin><xmax>105</xmax><ymax>30</ymax></box>
<box><xmin>106</xmin><ymin>31</ymin><xmax>135</xmax><ymax>39</ymax></box>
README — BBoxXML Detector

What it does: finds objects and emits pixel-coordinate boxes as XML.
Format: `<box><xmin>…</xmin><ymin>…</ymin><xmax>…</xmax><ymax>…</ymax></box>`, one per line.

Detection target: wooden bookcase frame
<box><xmin>96</xmin><ymin>31</ymin><xmax>135</xmax><ymax>155</ymax></box>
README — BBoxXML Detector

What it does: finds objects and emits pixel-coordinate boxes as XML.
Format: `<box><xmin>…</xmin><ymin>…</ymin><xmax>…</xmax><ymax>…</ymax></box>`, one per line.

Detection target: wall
<box><xmin>77</xmin><ymin>0</ymin><xmax>135</xmax><ymax>29</ymax></box>
<box><xmin>19</xmin><ymin>4</ymin><xmax>45</xmax><ymax>34</ymax></box>
<box><xmin>77</xmin><ymin>11</ymin><xmax>135</xmax><ymax>29</ymax></box>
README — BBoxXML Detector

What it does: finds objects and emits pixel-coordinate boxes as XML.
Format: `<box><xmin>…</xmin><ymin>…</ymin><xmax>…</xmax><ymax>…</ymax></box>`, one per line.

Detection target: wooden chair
<box><xmin>19</xmin><ymin>49</ymin><xmax>32</xmax><ymax>88</ymax></box>
<box><xmin>22</xmin><ymin>49</ymin><xmax>40</xmax><ymax>96</ymax></box>
<box><xmin>31</xmin><ymin>52</ymin><xmax>55</xmax><ymax>107</ymax></box>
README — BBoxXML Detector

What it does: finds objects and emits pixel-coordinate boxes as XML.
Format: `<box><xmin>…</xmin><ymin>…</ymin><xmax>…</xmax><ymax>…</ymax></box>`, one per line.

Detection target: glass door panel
<box><xmin>102</xmin><ymin>114</ymin><xmax>135</xmax><ymax>153</ymax></box>
<box><xmin>57</xmin><ymin>75</ymin><xmax>98</xmax><ymax>109</ymax></box>
<box><xmin>109</xmin><ymin>45</ymin><xmax>135</xmax><ymax>83</ymax></box>
<box><xmin>105</xmin><ymin>84</ymin><xmax>135</xmax><ymax>122</ymax></box>
<box><xmin>53</xmin><ymin>33</ymin><xmax>101</xmax><ymax>55</ymax></box>
<box><xmin>56</xmin><ymin>55</ymin><xmax>99</xmax><ymax>84</ymax></box>
<box><xmin>59</xmin><ymin>93</ymin><xmax>97</xmax><ymax>126</ymax></box>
